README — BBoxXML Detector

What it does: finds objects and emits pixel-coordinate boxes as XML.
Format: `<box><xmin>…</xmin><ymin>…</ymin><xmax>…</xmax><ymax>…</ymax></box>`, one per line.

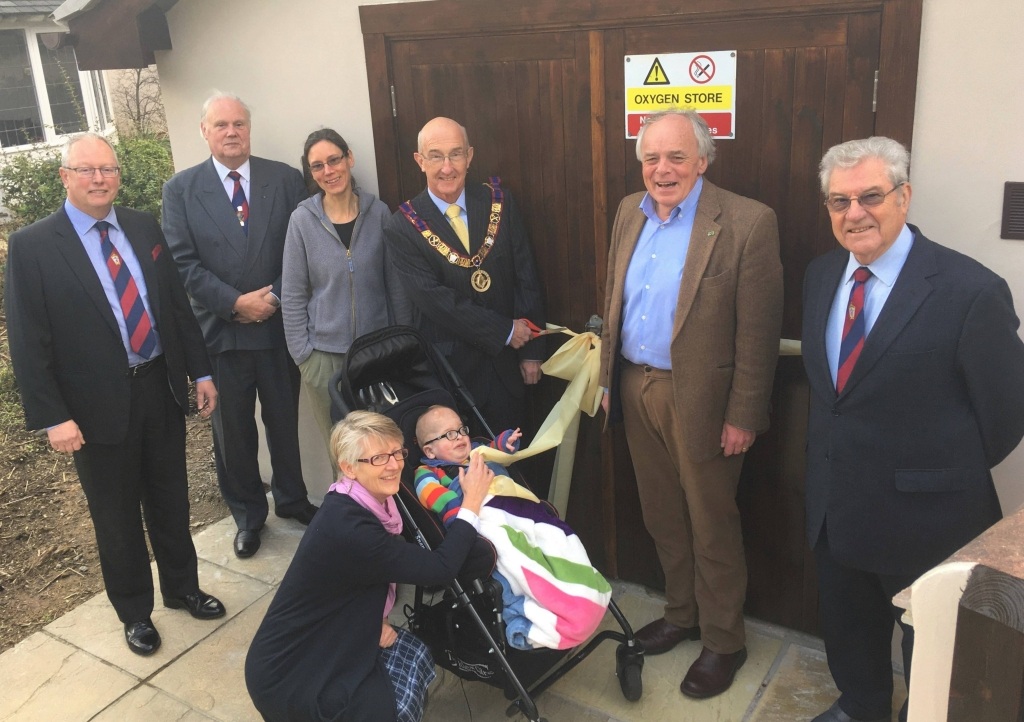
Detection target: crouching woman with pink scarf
<box><xmin>245</xmin><ymin>411</ymin><xmax>493</xmax><ymax>722</ymax></box>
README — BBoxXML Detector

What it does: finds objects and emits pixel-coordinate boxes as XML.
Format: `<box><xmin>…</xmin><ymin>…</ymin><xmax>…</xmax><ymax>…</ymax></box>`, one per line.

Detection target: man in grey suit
<box><xmin>163</xmin><ymin>93</ymin><xmax>317</xmax><ymax>559</ymax></box>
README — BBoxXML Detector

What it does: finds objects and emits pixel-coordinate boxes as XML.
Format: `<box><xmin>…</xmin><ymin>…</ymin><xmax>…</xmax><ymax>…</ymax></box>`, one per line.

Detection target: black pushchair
<box><xmin>328</xmin><ymin>325</ymin><xmax>644</xmax><ymax>722</ymax></box>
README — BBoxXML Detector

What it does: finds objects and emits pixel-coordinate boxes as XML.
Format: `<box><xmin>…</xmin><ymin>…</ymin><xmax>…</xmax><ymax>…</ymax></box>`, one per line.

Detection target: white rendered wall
<box><xmin>910</xmin><ymin>0</ymin><xmax>1024</xmax><ymax>514</ymax></box>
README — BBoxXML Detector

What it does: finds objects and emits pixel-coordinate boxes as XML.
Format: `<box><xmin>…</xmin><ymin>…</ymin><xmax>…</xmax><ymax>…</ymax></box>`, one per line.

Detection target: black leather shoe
<box><xmin>234</xmin><ymin>528</ymin><xmax>261</xmax><ymax>558</ymax></box>
<box><xmin>163</xmin><ymin>589</ymin><xmax>226</xmax><ymax>620</ymax></box>
<box><xmin>124</xmin><ymin>618</ymin><xmax>161</xmax><ymax>656</ymax></box>
<box><xmin>634</xmin><ymin>617</ymin><xmax>701</xmax><ymax>655</ymax></box>
<box><xmin>276</xmin><ymin>501</ymin><xmax>318</xmax><ymax>525</ymax></box>
<box><xmin>680</xmin><ymin>646</ymin><xmax>747</xmax><ymax>698</ymax></box>
<box><xmin>811</xmin><ymin>701</ymin><xmax>889</xmax><ymax>722</ymax></box>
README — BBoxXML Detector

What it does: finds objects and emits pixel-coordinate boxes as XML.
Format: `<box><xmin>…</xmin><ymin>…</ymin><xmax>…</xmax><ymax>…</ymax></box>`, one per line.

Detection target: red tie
<box><xmin>836</xmin><ymin>266</ymin><xmax>872</xmax><ymax>394</ymax></box>
<box><xmin>228</xmin><ymin>170</ymin><xmax>249</xmax><ymax>235</ymax></box>
<box><xmin>96</xmin><ymin>221</ymin><xmax>157</xmax><ymax>358</ymax></box>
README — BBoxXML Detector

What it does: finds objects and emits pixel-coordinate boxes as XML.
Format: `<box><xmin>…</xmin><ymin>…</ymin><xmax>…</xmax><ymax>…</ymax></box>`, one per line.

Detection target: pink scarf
<box><xmin>330</xmin><ymin>477</ymin><xmax>403</xmax><ymax>618</ymax></box>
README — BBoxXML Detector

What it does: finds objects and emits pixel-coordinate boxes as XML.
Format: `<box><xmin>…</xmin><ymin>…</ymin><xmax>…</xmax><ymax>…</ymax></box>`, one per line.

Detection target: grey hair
<box><xmin>328</xmin><ymin>410</ymin><xmax>404</xmax><ymax>474</ymax></box>
<box><xmin>416</xmin><ymin>118</ymin><xmax>470</xmax><ymax>154</ymax></box>
<box><xmin>61</xmin><ymin>132</ymin><xmax>118</xmax><ymax>166</ymax></box>
<box><xmin>819</xmin><ymin>136</ymin><xmax>910</xmax><ymax>194</ymax></box>
<box><xmin>635</xmin><ymin>109</ymin><xmax>716</xmax><ymax>165</ymax></box>
<box><xmin>200</xmin><ymin>92</ymin><xmax>252</xmax><ymax>124</ymax></box>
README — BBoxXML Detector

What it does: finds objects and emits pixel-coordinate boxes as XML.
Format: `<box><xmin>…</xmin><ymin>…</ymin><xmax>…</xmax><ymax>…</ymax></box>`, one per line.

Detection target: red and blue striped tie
<box><xmin>95</xmin><ymin>221</ymin><xmax>157</xmax><ymax>359</ymax></box>
<box><xmin>836</xmin><ymin>266</ymin><xmax>872</xmax><ymax>394</ymax></box>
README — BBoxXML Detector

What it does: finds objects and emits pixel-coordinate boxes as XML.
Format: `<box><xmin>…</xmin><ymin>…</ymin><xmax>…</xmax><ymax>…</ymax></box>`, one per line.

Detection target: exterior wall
<box><xmin>157</xmin><ymin>0</ymin><xmax>403</xmax><ymax>191</ymax></box>
<box><xmin>156</xmin><ymin>0</ymin><xmax>1024</xmax><ymax>509</ymax></box>
<box><xmin>909</xmin><ymin>0</ymin><xmax>1024</xmax><ymax>513</ymax></box>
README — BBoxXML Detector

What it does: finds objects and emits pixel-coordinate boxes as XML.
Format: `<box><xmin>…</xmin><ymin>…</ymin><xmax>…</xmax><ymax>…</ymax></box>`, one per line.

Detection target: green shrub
<box><xmin>114</xmin><ymin>136</ymin><xmax>174</xmax><ymax>219</ymax></box>
<box><xmin>0</xmin><ymin>135</ymin><xmax>174</xmax><ymax>227</ymax></box>
<box><xmin>0</xmin><ymin>150</ymin><xmax>64</xmax><ymax>227</ymax></box>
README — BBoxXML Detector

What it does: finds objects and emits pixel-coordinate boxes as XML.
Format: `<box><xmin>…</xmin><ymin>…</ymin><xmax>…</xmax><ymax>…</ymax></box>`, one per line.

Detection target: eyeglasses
<box><xmin>309</xmin><ymin>154</ymin><xmax>347</xmax><ymax>174</ymax></box>
<box><xmin>63</xmin><ymin>166</ymin><xmax>120</xmax><ymax>178</ymax></box>
<box><xmin>420</xmin><ymin>149</ymin><xmax>468</xmax><ymax>167</ymax></box>
<box><xmin>825</xmin><ymin>183</ymin><xmax>905</xmax><ymax>214</ymax></box>
<box><xmin>422</xmin><ymin>425</ymin><xmax>470</xmax><ymax>445</ymax></box>
<box><xmin>357</xmin><ymin>448</ymin><xmax>409</xmax><ymax>466</ymax></box>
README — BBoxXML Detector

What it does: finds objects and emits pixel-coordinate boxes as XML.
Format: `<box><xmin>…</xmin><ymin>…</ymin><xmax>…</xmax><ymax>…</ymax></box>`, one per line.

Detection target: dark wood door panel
<box><xmin>626</xmin><ymin>13</ymin><xmax>850</xmax><ymax>52</ymax></box>
<box><xmin>365</xmin><ymin>0</ymin><xmax>921</xmax><ymax>634</ymax></box>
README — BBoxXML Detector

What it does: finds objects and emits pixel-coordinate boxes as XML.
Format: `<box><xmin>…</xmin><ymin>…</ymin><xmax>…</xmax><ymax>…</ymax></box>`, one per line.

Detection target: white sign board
<box><xmin>624</xmin><ymin>51</ymin><xmax>737</xmax><ymax>139</ymax></box>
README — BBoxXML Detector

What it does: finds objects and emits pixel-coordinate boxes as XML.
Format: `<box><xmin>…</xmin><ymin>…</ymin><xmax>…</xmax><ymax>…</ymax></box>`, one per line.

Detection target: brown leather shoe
<box><xmin>680</xmin><ymin>645</ymin><xmax>747</xmax><ymax>698</ymax></box>
<box><xmin>634</xmin><ymin>617</ymin><xmax>701</xmax><ymax>655</ymax></box>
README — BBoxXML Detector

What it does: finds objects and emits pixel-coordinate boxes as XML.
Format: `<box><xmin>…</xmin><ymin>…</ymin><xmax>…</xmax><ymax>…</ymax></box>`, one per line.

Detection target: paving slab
<box><xmin>149</xmin><ymin>592</ymin><xmax>273</xmax><ymax>722</ymax></box>
<box><xmin>0</xmin><ymin>633</ymin><xmax>137</xmax><ymax>721</ymax></box>
<box><xmin>91</xmin><ymin>684</ymin><xmax>217</xmax><ymax>721</ymax></box>
<box><xmin>191</xmin><ymin>515</ymin><xmax>305</xmax><ymax>586</ymax></box>
<box><xmin>42</xmin><ymin>558</ymin><xmax>272</xmax><ymax>678</ymax></box>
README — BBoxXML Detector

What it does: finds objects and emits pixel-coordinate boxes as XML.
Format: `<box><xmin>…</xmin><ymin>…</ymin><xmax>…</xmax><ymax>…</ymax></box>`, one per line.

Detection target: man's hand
<box><xmin>380</xmin><ymin>621</ymin><xmax>397</xmax><ymax>648</ymax></box>
<box><xmin>509</xmin><ymin>319</ymin><xmax>533</xmax><ymax>349</ymax></box>
<box><xmin>232</xmin><ymin>285</ymin><xmax>277</xmax><ymax>323</ymax></box>
<box><xmin>520</xmin><ymin>360</ymin><xmax>542</xmax><ymax>385</ymax></box>
<box><xmin>195</xmin><ymin>379</ymin><xmax>218</xmax><ymax>418</ymax></box>
<box><xmin>47</xmin><ymin>419</ymin><xmax>84</xmax><ymax>454</ymax></box>
<box><xmin>721</xmin><ymin>422</ymin><xmax>755</xmax><ymax>457</ymax></box>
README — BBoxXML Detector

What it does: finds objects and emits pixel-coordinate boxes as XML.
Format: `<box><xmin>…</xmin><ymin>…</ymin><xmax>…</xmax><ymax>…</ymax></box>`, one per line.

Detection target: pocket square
<box><xmin>151</xmin><ymin>244</ymin><xmax>162</xmax><ymax>261</ymax></box>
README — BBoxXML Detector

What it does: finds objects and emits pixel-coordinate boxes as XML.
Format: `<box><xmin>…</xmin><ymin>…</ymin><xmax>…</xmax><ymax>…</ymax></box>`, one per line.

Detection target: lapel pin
<box><xmin>707</xmin><ymin>230</ymin><xmax>715</xmax><ymax>236</ymax></box>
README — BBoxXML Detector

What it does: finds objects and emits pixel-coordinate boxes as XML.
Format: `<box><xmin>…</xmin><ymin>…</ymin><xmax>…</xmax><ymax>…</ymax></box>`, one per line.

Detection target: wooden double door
<box><xmin>361</xmin><ymin>0</ymin><xmax>922</xmax><ymax>633</ymax></box>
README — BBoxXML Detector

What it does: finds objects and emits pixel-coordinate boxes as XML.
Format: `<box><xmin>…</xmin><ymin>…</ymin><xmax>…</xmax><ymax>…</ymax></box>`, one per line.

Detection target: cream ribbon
<box><xmin>473</xmin><ymin>325</ymin><xmax>603</xmax><ymax>516</ymax></box>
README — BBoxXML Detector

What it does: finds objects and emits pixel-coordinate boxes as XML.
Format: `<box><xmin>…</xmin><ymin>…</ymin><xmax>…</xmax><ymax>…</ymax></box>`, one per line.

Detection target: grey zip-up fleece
<box><xmin>282</xmin><ymin>190</ymin><xmax>411</xmax><ymax>365</ymax></box>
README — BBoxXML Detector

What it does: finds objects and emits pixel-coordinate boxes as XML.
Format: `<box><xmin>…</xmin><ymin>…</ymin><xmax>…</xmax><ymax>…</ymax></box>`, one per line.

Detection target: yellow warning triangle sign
<box><xmin>644</xmin><ymin>58</ymin><xmax>670</xmax><ymax>85</ymax></box>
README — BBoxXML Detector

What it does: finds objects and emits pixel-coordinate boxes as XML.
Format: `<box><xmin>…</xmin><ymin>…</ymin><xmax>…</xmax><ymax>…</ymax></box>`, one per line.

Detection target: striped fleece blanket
<box><xmin>478</xmin><ymin>494</ymin><xmax>612</xmax><ymax>650</ymax></box>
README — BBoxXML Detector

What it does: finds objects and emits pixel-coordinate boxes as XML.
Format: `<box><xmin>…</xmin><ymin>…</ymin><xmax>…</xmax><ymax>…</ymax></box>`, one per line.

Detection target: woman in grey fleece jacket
<box><xmin>282</xmin><ymin>129</ymin><xmax>412</xmax><ymax>450</ymax></box>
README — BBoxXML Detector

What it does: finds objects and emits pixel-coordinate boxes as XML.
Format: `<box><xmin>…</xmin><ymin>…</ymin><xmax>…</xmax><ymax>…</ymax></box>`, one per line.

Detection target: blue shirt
<box><xmin>620</xmin><ymin>177</ymin><xmax>704</xmax><ymax>369</ymax></box>
<box><xmin>825</xmin><ymin>223</ymin><xmax>914</xmax><ymax>385</ymax></box>
<box><xmin>64</xmin><ymin>200</ymin><xmax>163</xmax><ymax>366</ymax></box>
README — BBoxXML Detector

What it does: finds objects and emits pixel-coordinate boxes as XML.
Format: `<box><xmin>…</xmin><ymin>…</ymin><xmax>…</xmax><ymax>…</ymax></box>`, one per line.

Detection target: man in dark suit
<box><xmin>5</xmin><ymin>133</ymin><xmax>226</xmax><ymax>656</ymax></box>
<box><xmin>803</xmin><ymin>136</ymin><xmax>1024</xmax><ymax>722</ymax></box>
<box><xmin>384</xmin><ymin>117</ymin><xmax>545</xmax><ymax>433</ymax></box>
<box><xmin>163</xmin><ymin>94</ymin><xmax>316</xmax><ymax>559</ymax></box>
<box><xmin>598</xmin><ymin>110</ymin><xmax>783</xmax><ymax>699</ymax></box>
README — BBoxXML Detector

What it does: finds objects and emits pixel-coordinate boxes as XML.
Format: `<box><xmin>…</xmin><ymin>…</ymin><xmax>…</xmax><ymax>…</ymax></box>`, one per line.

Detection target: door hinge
<box><xmin>872</xmin><ymin>70</ymin><xmax>879</xmax><ymax>113</ymax></box>
<box><xmin>390</xmin><ymin>85</ymin><xmax>397</xmax><ymax>118</ymax></box>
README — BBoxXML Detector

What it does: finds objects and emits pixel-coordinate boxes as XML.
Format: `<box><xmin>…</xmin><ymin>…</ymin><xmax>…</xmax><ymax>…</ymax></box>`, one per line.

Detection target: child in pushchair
<box><xmin>329</xmin><ymin>325</ymin><xmax>644</xmax><ymax>722</ymax></box>
<box><xmin>414</xmin><ymin>404</ymin><xmax>612</xmax><ymax>651</ymax></box>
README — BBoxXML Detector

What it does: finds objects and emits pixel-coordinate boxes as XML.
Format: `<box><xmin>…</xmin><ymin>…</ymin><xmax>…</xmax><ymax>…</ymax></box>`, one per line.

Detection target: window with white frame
<box><xmin>0</xmin><ymin>27</ymin><xmax>109</xmax><ymax>148</ymax></box>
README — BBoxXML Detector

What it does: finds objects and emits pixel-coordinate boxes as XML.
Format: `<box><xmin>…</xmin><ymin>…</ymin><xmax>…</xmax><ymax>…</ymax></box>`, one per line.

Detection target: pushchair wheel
<box><xmin>618</xmin><ymin>661</ymin><xmax>643</xmax><ymax>701</ymax></box>
<box><xmin>615</xmin><ymin>642</ymin><xmax>645</xmax><ymax>701</ymax></box>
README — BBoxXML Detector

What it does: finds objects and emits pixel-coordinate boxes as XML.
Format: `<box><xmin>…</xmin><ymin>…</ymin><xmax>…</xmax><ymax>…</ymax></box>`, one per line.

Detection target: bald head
<box><xmin>414</xmin><ymin>117</ymin><xmax>474</xmax><ymax>204</ymax></box>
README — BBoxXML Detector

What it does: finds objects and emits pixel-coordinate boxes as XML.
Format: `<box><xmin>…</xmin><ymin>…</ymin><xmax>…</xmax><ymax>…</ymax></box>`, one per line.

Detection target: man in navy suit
<box><xmin>384</xmin><ymin>117</ymin><xmax>545</xmax><ymax>434</ymax></box>
<box><xmin>5</xmin><ymin>133</ymin><xmax>225</xmax><ymax>656</ymax></box>
<box><xmin>802</xmin><ymin>136</ymin><xmax>1024</xmax><ymax>722</ymax></box>
<box><xmin>163</xmin><ymin>94</ymin><xmax>316</xmax><ymax>559</ymax></box>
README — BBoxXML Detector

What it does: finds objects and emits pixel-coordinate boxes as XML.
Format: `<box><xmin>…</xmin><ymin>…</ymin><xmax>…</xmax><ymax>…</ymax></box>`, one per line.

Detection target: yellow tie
<box><xmin>445</xmin><ymin>204</ymin><xmax>470</xmax><ymax>253</ymax></box>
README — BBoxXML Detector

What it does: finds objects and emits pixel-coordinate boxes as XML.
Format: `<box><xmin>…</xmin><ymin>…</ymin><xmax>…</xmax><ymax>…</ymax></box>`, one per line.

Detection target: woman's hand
<box><xmin>458</xmin><ymin>453</ymin><xmax>494</xmax><ymax>514</ymax></box>
<box><xmin>380</xmin><ymin>620</ymin><xmax>397</xmax><ymax>648</ymax></box>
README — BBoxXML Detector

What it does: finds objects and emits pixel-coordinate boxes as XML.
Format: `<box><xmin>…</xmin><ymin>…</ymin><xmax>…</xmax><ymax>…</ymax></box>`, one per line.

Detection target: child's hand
<box><xmin>458</xmin><ymin>453</ymin><xmax>494</xmax><ymax>514</ymax></box>
<box><xmin>380</xmin><ymin>621</ymin><xmax>397</xmax><ymax>648</ymax></box>
<box><xmin>505</xmin><ymin>428</ymin><xmax>522</xmax><ymax>452</ymax></box>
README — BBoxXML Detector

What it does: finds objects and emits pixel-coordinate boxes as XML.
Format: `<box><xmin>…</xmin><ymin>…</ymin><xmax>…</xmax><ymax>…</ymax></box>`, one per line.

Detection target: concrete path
<box><xmin>0</xmin><ymin>514</ymin><xmax>905</xmax><ymax>721</ymax></box>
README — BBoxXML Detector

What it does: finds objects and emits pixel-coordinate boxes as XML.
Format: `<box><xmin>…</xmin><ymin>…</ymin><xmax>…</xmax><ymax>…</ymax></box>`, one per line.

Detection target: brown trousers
<box><xmin>620</xmin><ymin>361</ymin><xmax>747</xmax><ymax>653</ymax></box>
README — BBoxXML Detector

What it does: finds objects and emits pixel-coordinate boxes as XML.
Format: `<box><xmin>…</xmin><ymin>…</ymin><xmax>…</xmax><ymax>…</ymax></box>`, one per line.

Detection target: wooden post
<box><xmin>947</xmin><ymin>564</ymin><xmax>1024</xmax><ymax>721</ymax></box>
